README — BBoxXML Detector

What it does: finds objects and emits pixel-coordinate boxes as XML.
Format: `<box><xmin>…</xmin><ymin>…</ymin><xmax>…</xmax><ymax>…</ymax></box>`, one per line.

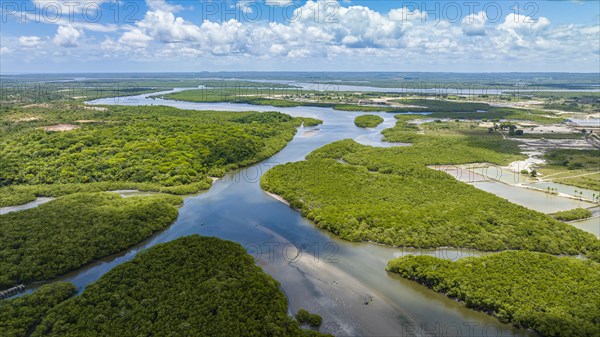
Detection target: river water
<box><xmin>81</xmin><ymin>91</ymin><xmax>540</xmax><ymax>336</ymax></box>
<box><xmin>11</xmin><ymin>90</ymin><xmax>546</xmax><ymax>336</ymax></box>
<box><xmin>0</xmin><ymin>197</ymin><xmax>54</xmax><ymax>215</ymax></box>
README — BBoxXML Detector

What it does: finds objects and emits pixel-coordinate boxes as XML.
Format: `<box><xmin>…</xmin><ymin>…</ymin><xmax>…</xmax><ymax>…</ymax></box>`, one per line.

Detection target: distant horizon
<box><xmin>2</xmin><ymin>71</ymin><xmax>600</xmax><ymax>75</ymax></box>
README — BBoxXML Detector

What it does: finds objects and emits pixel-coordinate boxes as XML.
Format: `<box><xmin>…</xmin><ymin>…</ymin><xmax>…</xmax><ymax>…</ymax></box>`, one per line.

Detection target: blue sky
<box><xmin>1</xmin><ymin>0</ymin><xmax>599</xmax><ymax>73</ymax></box>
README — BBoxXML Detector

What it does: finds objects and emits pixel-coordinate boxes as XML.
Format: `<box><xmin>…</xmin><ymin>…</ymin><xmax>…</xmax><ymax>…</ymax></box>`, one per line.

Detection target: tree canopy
<box><xmin>387</xmin><ymin>251</ymin><xmax>600</xmax><ymax>337</ymax></box>
<box><xmin>354</xmin><ymin>115</ymin><xmax>384</xmax><ymax>128</ymax></box>
<box><xmin>0</xmin><ymin>106</ymin><xmax>309</xmax><ymax>206</ymax></box>
<box><xmin>0</xmin><ymin>192</ymin><xmax>182</xmax><ymax>290</ymax></box>
<box><xmin>261</xmin><ymin>124</ymin><xmax>599</xmax><ymax>260</ymax></box>
<box><xmin>32</xmin><ymin>236</ymin><xmax>330</xmax><ymax>337</ymax></box>
<box><xmin>553</xmin><ymin>208</ymin><xmax>593</xmax><ymax>221</ymax></box>
<box><xmin>0</xmin><ymin>283</ymin><xmax>77</xmax><ymax>337</ymax></box>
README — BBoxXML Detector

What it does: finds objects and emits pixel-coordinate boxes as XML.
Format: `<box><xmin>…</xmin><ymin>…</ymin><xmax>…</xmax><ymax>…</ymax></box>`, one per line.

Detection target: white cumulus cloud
<box><xmin>53</xmin><ymin>26</ymin><xmax>82</xmax><ymax>47</ymax></box>
<box><xmin>462</xmin><ymin>11</ymin><xmax>488</xmax><ymax>36</ymax></box>
<box><xmin>499</xmin><ymin>13</ymin><xmax>551</xmax><ymax>32</ymax></box>
<box><xmin>21</xmin><ymin>0</ymin><xmax>592</xmax><ymax>71</ymax></box>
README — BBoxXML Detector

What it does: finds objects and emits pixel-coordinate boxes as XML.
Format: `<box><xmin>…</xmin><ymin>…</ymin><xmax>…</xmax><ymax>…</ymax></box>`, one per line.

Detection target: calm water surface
<box><xmin>11</xmin><ymin>90</ymin><xmax>543</xmax><ymax>336</ymax></box>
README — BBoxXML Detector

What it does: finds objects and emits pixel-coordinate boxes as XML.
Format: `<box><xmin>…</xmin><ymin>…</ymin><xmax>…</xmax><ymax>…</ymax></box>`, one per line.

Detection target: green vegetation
<box><xmin>163</xmin><ymin>90</ymin><xmax>563</xmax><ymax>124</ymax></box>
<box><xmin>295</xmin><ymin>309</ymin><xmax>323</xmax><ymax>328</ymax></box>
<box><xmin>0</xmin><ymin>283</ymin><xmax>77</xmax><ymax>337</ymax></box>
<box><xmin>381</xmin><ymin>116</ymin><xmax>524</xmax><ymax>165</ymax></box>
<box><xmin>0</xmin><ymin>77</ymin><xmax>298</xmax><ymax>106</ymax></box>
<box><xmin>0</xmin><ymin>181</ymin><xmax>204</xmax><ymax>208</ymax></box>
<box><xmin>553</xmin><ymin>208</ymin><xmax>593</xmax><ymax>221</ymax></box>
<box><xmin>389</xmin><ymin>99</ymin><xmax>490</xmax><ymax>112</ymax></box>
<box><xmin>32</xmin><ymin>236</ymin><xmax>330</xmax><ymax>337</ymax></box>
<box><xmin>354</xmin><ymin>115</ymin><xmax>384</xmax><ymax>128</ymax></box>
<box><xmin>545</xmin><ymin>149</ymin><xmax>600</xmax><ymax>171</ymax></box>
<box><xmin>161</xmin><ymin>88</ymin><xmax>308</xmax><ymax>107</ymax></box>
<box><xmin>387</xmin><ymin>251</ymin><xmax>600</xmax><ymax>337</ymax></box>
<box><xmin>451</xmin><ymin>107</ymin><xmax>561</xmax><ymax>124</ymax></box>
<box><xmin>540</xmin><ymin>149</ymin><xmax>600</xmax><ymax>191</ymax></box>
<box><xmin>334</xmin><ymin>101</ymin><xmax>561</xmax><ymax>124</ymax></box>
<box><xmin>304</xmin><ymin>73</ymin><xmax>600</xmax><ymax>91</ymax></box>
<box><xmin>0</xmin><ymin>106</ymin><xmax>305</xmax><ymax>206</ymax></box>
<box><xmin>0</xmin><ymin>192</ymin><xmax>182</xmax><ymax>290</ymax></box>
<box><xmin>530</xmin><ymin>92</ymin><xmax>600</xmax><ymax>113</ymax></box>
<box><xmin>261</xmin><ymin>120</ymin><xmax>599</xmax><ymax>259</ymax></box>
<box><xmin>1</xmin><ymin>85</ymin><xmax>167</xmax><ymax>106</ymax></box>
<box><xmin>297</xmin><ymin>117</ymin><xmax>323</xmax><ymax>127</ymax></box>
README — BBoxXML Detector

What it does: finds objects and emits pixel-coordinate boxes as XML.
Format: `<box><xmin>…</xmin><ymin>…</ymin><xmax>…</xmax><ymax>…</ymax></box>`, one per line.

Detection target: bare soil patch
<box><xmin>40</xmin><ymin>124</ymin><xmax>81</xmax><ymax>132</ymax></box>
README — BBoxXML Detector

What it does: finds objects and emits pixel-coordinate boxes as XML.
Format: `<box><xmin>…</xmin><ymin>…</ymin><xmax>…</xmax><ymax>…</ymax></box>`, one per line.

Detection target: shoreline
<box><xmin>251</xmin><ymin>224</ymin><xmax>416</xmax><ymax>336</ymax></box>
<box><xmin>263</xmin><ymin>190</ymin><xmax>291</xmax><ymax>206</ymax></box>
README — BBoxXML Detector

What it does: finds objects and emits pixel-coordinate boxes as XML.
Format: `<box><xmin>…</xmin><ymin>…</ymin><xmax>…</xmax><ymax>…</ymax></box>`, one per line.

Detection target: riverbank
<box><xmin>251</xmin><ymin>224</ymin><xmax>411</xmax><ymax>336</ymax></box>
<box><xmin>10</xmin><ymin>89</ymin><xmax>546</xmax><ymax>337</ymax></box>
<box><xmin>264</xmin><ymin>190</ymin><xmax>290</xmax><ymax>206</ymax></box>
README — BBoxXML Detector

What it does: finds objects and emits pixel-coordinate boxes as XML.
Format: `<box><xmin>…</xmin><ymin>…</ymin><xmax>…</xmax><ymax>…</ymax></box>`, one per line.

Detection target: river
<box><xmin>10</xmin><ymin>90</ymin><xmax>547</xmax><ymax>336</ymax></box>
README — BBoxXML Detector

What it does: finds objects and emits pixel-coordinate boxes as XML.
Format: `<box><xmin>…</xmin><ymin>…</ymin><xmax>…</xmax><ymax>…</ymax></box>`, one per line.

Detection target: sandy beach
<box><xmin>264</xmin><ymin>190</ymin><xmax>291</xmax><ymax>206</ymax></box>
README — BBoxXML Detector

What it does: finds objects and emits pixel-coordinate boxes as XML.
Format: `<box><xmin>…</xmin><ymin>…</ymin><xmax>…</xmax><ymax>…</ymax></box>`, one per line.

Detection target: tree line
<box><xmin>27</xmin><ymin>236</ymin><xmax>331</xmax><ymax>337</ymax></box>
<box><xmin>387</xmin><ymin>251</ymin><xmax>600</xmax><ymax>337</ymax></box>
<box><xmin>0</xmin><ymin>106</ymin><xmax>316</xmax><ymax>206</ymax></box>
<box><xmin>0</xmin><ymin>192</ymin><xmax>182</xmax><ymax>290</ymax></box>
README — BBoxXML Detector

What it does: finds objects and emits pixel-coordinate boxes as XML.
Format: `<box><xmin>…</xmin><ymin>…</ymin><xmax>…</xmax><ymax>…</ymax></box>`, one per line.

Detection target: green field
<box><xmin>161</xmin><ymin>88</ymin><xmax>308</xmax><ymax>107</ymax></box>
<box><xmin>540</xmin><ymin>149</ymin><xmax>600</xmax><ymax>191</ymax></box>
<box><xmin>387</xmin><ymin>251</ymin><xmax>600</xmax><ymax>337</ymax></box>
<box><xmin>0</xmin><ymin>78</ymin><xmax>299</xmax><ymax>106</ymax></box>
<box><xmin>0</xmin><ymin>193</ymin><xmax>182</xmax><ymax>290</ymax></box>
<box><xmin>380</xmin><ymin>116</ymin><xmax>524</xmax><ymax>165</ymax></box>
<box><xmin>30</xmin><ymin>236</ymin><xmax>329</xmax><ymax>337</ymax></box>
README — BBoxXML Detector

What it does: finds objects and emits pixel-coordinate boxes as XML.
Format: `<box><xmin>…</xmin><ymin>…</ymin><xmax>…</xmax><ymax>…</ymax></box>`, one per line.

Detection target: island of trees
<box><xmin>261</xmin><ymin>135</ymin><xmax>599</xmax><ymax>260</ymax></box>
<box><xmin>13</xmin><ymin>236</ymin><xmax>331</xmax><ymax>337</ymax></box>
<box><xmin>0</xmin><ymin>192</ymin><xmax>182</xmax><ymax>290</ymax></box>
<box><xmin>261</xmin><ymin>114</ymin><xmax>600</xmax><ymax>333</ymax></box>
<box><xmin>354</xmin><ymin>115</ymin><xmax>384</xmax><ymax>128</ymax></box>
<box><xmin>553</xmin><ymin>208</ymin><xmax>593</xmax><ymax>221</ymax></box>
<box><xmin>387</xmin><ymin>251</ymin><xmax>600</xmax><ymax>337</ymax></box>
